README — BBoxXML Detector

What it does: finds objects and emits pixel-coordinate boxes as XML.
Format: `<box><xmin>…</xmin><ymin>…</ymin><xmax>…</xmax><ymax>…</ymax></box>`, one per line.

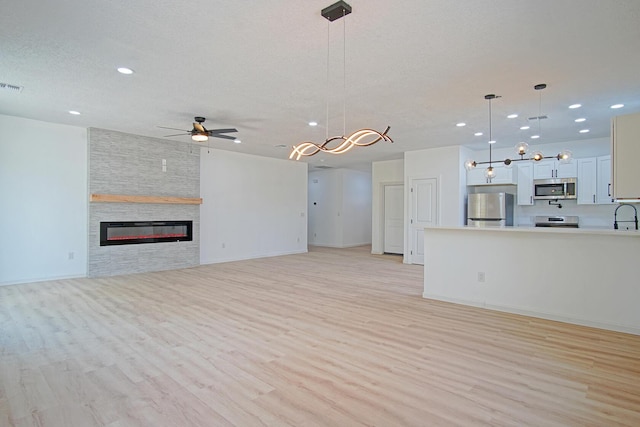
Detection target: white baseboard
<box><xmin>422</xmin><ymin>293</ymin><xmax>640</xmax><ymax>336</ymax></box>
<box><xmin>0</xmin><ymin>273</ymin><xmax>87</xmax><ymax>287</ymax></box>
<box><xmin>200</xmin><ymin>249</ymin><xmax>308</xmax><ymax>265</ymax></box>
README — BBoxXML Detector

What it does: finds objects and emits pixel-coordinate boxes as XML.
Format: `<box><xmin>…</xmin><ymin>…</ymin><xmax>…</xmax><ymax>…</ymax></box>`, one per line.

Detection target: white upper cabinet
<box><xmin>612</xmin><ymin>112</ymin><xmax>640</xmax><ymax>200</ymax></box>
<box><xmin>577</xmin><ymin>156</ymin><xmax>613</xmax><ymax>205</ymax></box>
<box><xmin>533</xmin><ymin>158</ymin><xmax>577</xmax><ymax>179</ymax></box>
<box><xmin>516</xmin><ymin>162</ymin><xmax>534</xmax><ymax>205</ymax></box>
<box><xmin>577</xmin><ymin>157</ymin><xmax>597</xmax><ymax>204</ymax></box>
<box><xmin>533</xmin><ymin>159</ymin><xmax>555</xmax><ymax>179</ymax></box>
<box><xmin>596</xmin><ymin>155</ymin><xmax>613</xmax><ymax>204</ymax></box>
<box><xmin>556</xmin><ymin>161</ymin><xmax>578</xmax><ymax>179</ymax></box>
<box><xmin>467</xmin><ymin>164</ymin><xmax>515</xmax><ymax>186</ymax></box>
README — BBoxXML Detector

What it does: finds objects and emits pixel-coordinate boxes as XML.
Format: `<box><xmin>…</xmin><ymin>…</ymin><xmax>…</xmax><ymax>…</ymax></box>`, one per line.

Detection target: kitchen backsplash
<box><xmin>516</xmin><ymin>201</ymin><xmax>618</xmax><ymax>229</ymax></box>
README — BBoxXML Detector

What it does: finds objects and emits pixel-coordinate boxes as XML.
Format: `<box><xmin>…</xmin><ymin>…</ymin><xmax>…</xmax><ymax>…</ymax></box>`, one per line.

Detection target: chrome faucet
<box><xmin>614</xmin><ymin>203</ymin><xmax>638</xmax><ymax>230</ymax></box>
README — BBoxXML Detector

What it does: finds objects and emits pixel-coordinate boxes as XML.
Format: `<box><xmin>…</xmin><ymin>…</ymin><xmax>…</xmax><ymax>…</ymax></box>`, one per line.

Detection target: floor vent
<box><xmin>0</xmin><ymin>82</ymin><xmax>24</xmax><ymax>93</ymax></box>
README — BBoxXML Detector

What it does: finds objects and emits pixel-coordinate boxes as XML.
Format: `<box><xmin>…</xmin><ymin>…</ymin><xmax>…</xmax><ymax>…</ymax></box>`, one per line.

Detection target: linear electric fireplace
<box><xmin>100</xmin><ymin>221</ymin><xmax>193</xmax><ymax>246</ymax></box>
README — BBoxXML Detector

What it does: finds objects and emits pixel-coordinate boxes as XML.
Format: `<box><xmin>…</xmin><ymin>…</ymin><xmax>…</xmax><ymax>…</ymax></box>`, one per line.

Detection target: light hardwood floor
<box><xmin>1</xmin><ymin>246</ymin><xmax>640</xmax><ymax>426</ymax></box>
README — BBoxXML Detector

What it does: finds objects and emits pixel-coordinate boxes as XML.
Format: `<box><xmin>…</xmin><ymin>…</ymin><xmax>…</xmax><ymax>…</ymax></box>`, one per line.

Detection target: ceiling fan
<box><xmin>159</xmin><ymin>116</ymin><xmax>238</xmax><ymax>142</ymax></box>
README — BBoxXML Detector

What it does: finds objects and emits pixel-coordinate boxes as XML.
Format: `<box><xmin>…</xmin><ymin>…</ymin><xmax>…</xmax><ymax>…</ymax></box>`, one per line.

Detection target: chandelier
<box><xmin>289</xmin><ymin>1</ymin><xmax>392</xmax><ymax>160</ymax></box>
<box><xmin>464</xmin><ymin>84</ymin><xmax>572</xmax><ymax>180</ymax></box>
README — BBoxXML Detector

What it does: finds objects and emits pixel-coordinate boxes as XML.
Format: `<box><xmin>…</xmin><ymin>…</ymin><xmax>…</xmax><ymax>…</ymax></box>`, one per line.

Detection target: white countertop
<box><xmin>426</xmin><ymin>225</ymin><xmax>640</xmax><ymax>237</ymax></box>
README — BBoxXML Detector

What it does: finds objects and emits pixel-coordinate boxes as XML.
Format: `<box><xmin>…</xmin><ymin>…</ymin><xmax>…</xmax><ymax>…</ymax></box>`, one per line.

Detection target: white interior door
<box><xmin>409</xmin><ymin>178</ymin><xmax>438</xmax><ymax>265</ymax></box>
<box><xmin>383</xmin><ymin>184</ymin><xmax>404</xmax><ymax>254</ymax></box>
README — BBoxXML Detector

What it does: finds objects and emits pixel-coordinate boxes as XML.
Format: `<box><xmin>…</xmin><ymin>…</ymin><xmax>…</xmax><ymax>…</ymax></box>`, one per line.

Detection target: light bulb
<box><xmin>464</xmin><ymin>159</ymin><xmax>477</xmax><ymax>171</ymax></box>
<box><xmin>191</xmin><ymin>133</ymin><xmax>208</xmax><ymax>142</ymax></box>
<box><xmin>485</xmin><ymin>166</ymin><xmax>495</xmax><ymax>180</ymax></box>
<box><xmin>515</xmin><ymin>142</ymin><xmax>529</xmax><ymax>156</ymax></box>
<box><xmin>557</xmin><ymin>149</ymin><xmax>572</xmax><ymax>163</ymax></box>
<box><xmin>532</xmin><ymin>151</ymin><xmax>544</xmax><ymax>161</ymax></box>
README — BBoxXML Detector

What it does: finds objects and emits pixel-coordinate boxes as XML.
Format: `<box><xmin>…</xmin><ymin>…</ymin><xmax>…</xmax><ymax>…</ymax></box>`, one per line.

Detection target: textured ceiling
<box><xmin>1</xmin><ymin>0</ymin><xmax>640</xmax><ymax>170</ymax></box>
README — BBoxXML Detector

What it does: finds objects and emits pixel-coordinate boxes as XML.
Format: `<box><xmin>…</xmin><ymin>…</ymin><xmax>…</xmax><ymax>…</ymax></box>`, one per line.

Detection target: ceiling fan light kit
<box><xmin>464</xmin><ymin>84</ymin><xmax>573</xmax><ymax>181</ymax></box>
<box><xmin>289</xmin><ymin>1</ymin><xmax>392</xmax><ymax>161</ymax></box>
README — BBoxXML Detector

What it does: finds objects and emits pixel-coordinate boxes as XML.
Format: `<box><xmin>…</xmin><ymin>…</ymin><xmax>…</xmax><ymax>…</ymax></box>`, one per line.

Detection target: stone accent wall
<box><xmin>88</xmin><ymin>128</ymin><xmax>200</xmax><ymax>277</ymax></box>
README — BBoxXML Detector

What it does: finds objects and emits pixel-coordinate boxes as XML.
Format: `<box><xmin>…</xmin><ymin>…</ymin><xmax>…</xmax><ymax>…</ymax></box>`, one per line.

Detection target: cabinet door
<box><xmin>516</xmin><ymin>162</ymin><xmax>534</xmax><ymax>205</ymax></box>
<box><xmin>533</xmin><ymin>159</ymin><xmax>555</xmax><ymax>179</ymax></box>
<box><xmin>467</xmin><ymin>167</ymin><xmax>488</xmax><ymax>185</ymax></box>
<box><xmin>490</xmin><ymin>165</ymin><xmax>514</xmax><ymax>185</ymax></box>
<box><xmin>596</xmin><ymin>155</ymin><xmax>613</xmax><ymax>204</ymax></box>
<box><xmin>612</xmin><ymin>112</ymin><xmax>640</xmax><ymax>199</ymax></box>
<box><xmin>577</xmin><ymin>158</ymin><xmax>597</xmax><ymax>204</ymax></box>
<box><xmin>555</xmin><ymin>161</ymin><xmax>578</xmax><ymax>178</ymax></box>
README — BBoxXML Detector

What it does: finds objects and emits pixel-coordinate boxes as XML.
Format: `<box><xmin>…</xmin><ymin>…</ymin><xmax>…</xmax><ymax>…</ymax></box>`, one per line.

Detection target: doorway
<box><xmin>383</xmin><ymin>184</ymin><xmax>404</xmax><ymax>254</ymax></box>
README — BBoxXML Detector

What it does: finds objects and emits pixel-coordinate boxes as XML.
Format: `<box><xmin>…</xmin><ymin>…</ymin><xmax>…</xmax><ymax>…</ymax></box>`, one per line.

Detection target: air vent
<box><xmin>314</xmin><ymin>165</ymin><xmax>333</xmax><ymax>169</ymax></box>
<box><xmin>528</xmin><ymin>115</ymin><xmax>548</xmax><ymax>121</ymax></box>
<box><xmin>0</xmin><ymin>82</ymin><xmax>24</xmax><ymax>93</ymax></box>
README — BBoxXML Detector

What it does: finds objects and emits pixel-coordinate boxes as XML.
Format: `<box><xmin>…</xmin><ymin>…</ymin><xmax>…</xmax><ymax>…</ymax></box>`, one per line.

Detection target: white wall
<box><xmin>371</xmin><ymin>159</ymin><xmax>404</xmax><ymax>254</ymax></box>
<box><xmin>308</xmin><ymin>169</ymin><xmax>343</xmax><ymax>246</ymax></box>
<box><xmin>404</xmin><ymin>145</ymin><xmax>466</xmax><ymax>228</ymax></box>
<box><xmin>423</xmin><ymin>227</ymin><xmax>640</xmax><ymax>335</ymax></box>
<box><xmin>341</xmin><ymin>169</ymin><xmax>372</xmax><ymax>247</ymax></box>
<box><xmin>200</xmin><ymin>149</ymin><xmax>308</xmax><ymax>264</ymax></box>
<box><xmin>0</xmin><ymin>115</ymin><xmax>87</xmax><ymax>285</ymax></box>
<box><xmin>308</xmin><ymin>168</ymin><xmax>372</xmax><ymax>248</ymax></box>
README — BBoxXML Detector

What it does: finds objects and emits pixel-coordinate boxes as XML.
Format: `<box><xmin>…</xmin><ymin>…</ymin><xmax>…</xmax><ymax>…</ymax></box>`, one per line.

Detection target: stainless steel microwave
<box><xmin>533</xmin><ymin>178</ymin><xmax>577</xmax><ymax>200</ymax></box>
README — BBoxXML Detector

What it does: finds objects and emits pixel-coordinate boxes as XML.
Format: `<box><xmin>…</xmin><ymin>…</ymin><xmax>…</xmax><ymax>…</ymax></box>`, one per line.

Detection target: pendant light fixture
<box><xmin>464</xmin><ymin>94</ymin><xmax>500</xmax><ymax>181</ymax></box>
<box><xmin>464</xmin><ymin>84</ymin><xmax>572</xmax><ymax>176</ymax></box>
<box><xmin>289</xmin><ymin>1</ymin><xmax>393</xmax><ymax>161</ymax></box>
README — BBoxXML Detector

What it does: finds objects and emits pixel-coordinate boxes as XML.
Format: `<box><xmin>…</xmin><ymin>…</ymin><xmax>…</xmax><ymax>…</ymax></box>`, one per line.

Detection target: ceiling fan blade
<box><xmin>158</xmin><ymin>126</ymin><xmax>189</xmax><ymax>131</ymax></box>
<box><xmin>194</xmin><ymin>123</ymin><xmax>206</xmax><ymax>133</ymax></box>
<box><xmin>210</xmin><ymin>134</ymin><xmax>238</xmax><ymax>140</ymax></box>
<box><xmin>208</xmin><ymin>128</ymin><xmax>238</xmax><ymax>134</ymax></box>
<box><xmin>163</xmin><ymin>133</ymin><xmax>189</xmax><ymax>137</ymax></box>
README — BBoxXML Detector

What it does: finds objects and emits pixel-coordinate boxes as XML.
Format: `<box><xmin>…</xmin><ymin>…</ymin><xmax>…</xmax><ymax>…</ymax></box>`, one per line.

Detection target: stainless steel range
<box><xmin>534</xmin><ymin>216</ymin><xmax>579</xmax><ymax>228</ymax></box>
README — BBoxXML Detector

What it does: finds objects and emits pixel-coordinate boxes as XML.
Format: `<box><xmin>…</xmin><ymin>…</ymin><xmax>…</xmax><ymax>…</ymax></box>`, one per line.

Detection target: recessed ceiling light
<box><xmin>507</xmin><ymin>113</ymin><xmax>518</xmax><ymax>119</ymax></box>
<box><xmin>456</xmin><ymin>122</ymin><xmax>466</xmax><ymax>127</ymax></box>
<box><xmin>610</xmin><ymin>104</ymin><xmax>624</xmax><ymax>109</ymax></box>
<box><xmin>520</xmin><ymin>126</ymin><xmax>530</xmax><ymax>130</ymax></box>
<box><xmin>575</xmin><ymin>118</ymin><xmax>586</xmax><ymax>123</ymax></box>
<box><xmin>530</xmin><ymin>135</ymin><xmax>540</xmax><ymax>139</ymax></box>
<box><xmin>568</xmin><ymin>103</ymin><xmax>582</xmax><ymax>109</ymax></box>
<box><xmin>474</xmin><ymin>132</ymin><xmax>483</xmax><ymax>136</ymax></box>
<box><xmin>488</xmin><ymin>140</ymin><xmax>496</xmax><ymax>144</ymax></box>
<box><xmin>117</xmin><ymin>67</ymin><xmax>134</xmax><ymax>75</ymax></box>
<box><xmin>308</xmin><ymin>121</ymin><xmax>318</xmax><ymax>126</ymax></box>
<box><xmin>579</xmin><ymin>129</ymin><xmax>590</xmax><ymax>133</ymax></box>
<box><xmin>68</xmin><ymin>110</ymin><xmax>81</xmax><ymax>115</ymax></box>
<box><xmin>233</xmin><ymin>139</ymin><xmax>242</xmax><ymax>144</ymax></box>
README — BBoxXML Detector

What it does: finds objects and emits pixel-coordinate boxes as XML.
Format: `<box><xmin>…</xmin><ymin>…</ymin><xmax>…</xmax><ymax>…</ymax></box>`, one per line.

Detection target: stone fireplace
<box><xmin>88</xmin><ymin>128</ymin><xmax>200</xmax><ymax>277</ymax></box>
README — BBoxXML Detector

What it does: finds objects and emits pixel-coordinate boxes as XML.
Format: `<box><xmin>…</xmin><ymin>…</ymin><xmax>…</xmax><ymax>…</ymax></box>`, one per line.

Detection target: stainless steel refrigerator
<box><xmin>467</xmin><ymin>192</ymin><xmax>514</xmax><ymax>227</ymax></box>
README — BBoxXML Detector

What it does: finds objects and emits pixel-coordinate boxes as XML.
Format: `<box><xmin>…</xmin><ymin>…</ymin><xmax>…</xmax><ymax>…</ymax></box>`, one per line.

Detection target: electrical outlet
<box><xmin>477</xmin><ymin>272</ymin><xmax>485</xmax><ymax>282</ymax></box>
<box><xmin>222</xmin><ymin>243</ymin><xmax>226</xmax><ymax>249</ymax></box>
<box><xmin>68</xmin><ymin>252</ymin><xmax>74</xmax><ymax>260</ymax></box>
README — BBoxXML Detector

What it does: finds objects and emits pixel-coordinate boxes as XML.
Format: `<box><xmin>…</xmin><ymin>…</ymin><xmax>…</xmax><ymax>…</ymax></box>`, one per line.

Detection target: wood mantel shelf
<box><xmin>90</xmin><ymin>194</ymin><xmax>202</xmax><ymax>205</ymax></box>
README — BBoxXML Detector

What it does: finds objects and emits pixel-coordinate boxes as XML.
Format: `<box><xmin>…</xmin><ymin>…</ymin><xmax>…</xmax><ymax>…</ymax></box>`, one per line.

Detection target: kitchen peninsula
<box><xmin>423</xmin><ymin>226</ymin><xmax>640</xmax><ymax>335</ymax></box>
